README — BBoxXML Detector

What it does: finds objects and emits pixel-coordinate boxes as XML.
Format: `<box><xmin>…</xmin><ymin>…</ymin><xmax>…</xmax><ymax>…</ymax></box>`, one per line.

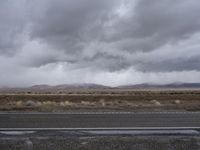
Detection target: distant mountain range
<box><xmin>1</xmin><ymin>83</ymin><xmax>200</xmax><ymax>90</ymax></box>
<box><xmin>116</xmin><ymin>83</ymin><xmax>200</xmax><ymax>89</ymax></box>
<box><xmin>30</xmin><ymin>83</ymin><xmax>110</xmax><ymax>90</ymax></box>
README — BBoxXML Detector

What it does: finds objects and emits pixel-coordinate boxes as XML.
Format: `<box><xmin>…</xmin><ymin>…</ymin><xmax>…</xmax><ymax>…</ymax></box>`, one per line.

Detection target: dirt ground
<box><xmin>0</xmin><ymin>90</ymin><xmax>200</xmax><ymax>112</ymax></box>
<box><xmin>0</xmin><ymin>135</ymin><xmax>200</xmax><ymax>150</ymax></box>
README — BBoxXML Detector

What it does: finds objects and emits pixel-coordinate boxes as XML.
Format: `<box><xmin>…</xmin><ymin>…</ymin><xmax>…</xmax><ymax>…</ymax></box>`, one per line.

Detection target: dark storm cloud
<box><xmin>0</xmin><ymin>0</ymin><xmax>28</xmax><ymax>55</ymax></box>
<box><xmin>107</xmin><ymin>0</ymin><xmax>200</xmax><ymax>52</ymax></box>
<box><xmin>136</xmin><ymin>55</ymin><xmax>200</xmax><ymax>72</ymax></box>
<box><xmin>23</xmin><ymin>0</ymin><xmax>200</xmax><ymax>72</ymax></box>
<box><xmin>1</xmin><ymin>0</ymin><xmax>200</xmax><ymax>86</ymax></box>
<box><xmin>81</xmin><ymin>52</ymin><xmax>130</xmax><ymax>71</ymax></box>
<box><xmin>28</xmin><ymin>0</ymin><xmax>120</xmax><ymax>52</ymax></box>
<box><xmin>135</xmin><ymin>0</ymin><xmax>200</xmax><ymax>39</ymax></box>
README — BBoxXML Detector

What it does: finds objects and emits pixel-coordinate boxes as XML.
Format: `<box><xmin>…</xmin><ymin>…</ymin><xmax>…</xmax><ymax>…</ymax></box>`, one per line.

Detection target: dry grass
<box><xmin>0</xmin><ymin>90</ymin><xmax>200</xmax><ymax>112</ymax></box>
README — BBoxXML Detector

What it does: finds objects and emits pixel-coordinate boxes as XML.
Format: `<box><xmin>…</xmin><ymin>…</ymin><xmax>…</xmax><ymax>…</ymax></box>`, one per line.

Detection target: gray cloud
<box><xmin>136</xmin><ymin>55</ymin><xmax>200</xmax><ymax>72</ymax></box>
<box><xmin>107</xmin><ymin>0</ymin><xmax>200</xmax><ymax>52</ymax></box>
<box><xmin>25</xmin><ymin>0</ymin><xmax>200</xmax><ymax>71</ymax></box>
<box><xmin>0</xmin><ymin>0</ymin><xmax>28</xmax><ymax>55</ymax></box>
<box><xmin>28</xmin><ymin>0</ymin><xmax>120</xmax><ymax>51</ymax></box>
<box><xmin>1</xmin><ymin>0</ymin><xmax>200</xmax><ymax>86</ymax></box>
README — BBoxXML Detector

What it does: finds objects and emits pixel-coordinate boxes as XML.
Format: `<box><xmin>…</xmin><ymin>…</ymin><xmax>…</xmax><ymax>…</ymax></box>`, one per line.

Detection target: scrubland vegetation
<box><xmin>0</xmin><ymin>90</ymin><xmax>200</xmax><ymax>112</ymax></box>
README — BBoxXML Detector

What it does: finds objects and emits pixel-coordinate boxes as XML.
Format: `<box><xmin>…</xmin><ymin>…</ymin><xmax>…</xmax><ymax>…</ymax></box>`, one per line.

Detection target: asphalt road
<box><xmin>0</xmin><ymin>112</ymin><xmax>200</xmax><ymax>130</ymax></box>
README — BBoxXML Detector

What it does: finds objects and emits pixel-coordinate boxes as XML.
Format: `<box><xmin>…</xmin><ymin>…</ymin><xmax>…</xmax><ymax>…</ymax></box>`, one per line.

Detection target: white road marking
<box><xmin>0</xmin><ymin>131</ymin><xmax>35</xmax><ymax>135</ymax></box>
<box><xmin>0</xmin><ymin>127</ymin><xmax>200</xmax><ymax>131</ymax></box>
<box><xmin>86</xmin><ymin>130</ymin><xmax>200</xmax><ymax>135</ymax></box>
<box><xmin>0</xmin><ymin>111</ymin><xmax>200</xmax><ymax>115</ymax></box>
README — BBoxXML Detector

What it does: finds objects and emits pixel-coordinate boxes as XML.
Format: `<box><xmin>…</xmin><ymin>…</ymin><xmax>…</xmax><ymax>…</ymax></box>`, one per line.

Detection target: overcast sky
<box><xmin>1</xmin><ymin>0</ymin><xmax>200</xmax><ymax>87</ymax></box>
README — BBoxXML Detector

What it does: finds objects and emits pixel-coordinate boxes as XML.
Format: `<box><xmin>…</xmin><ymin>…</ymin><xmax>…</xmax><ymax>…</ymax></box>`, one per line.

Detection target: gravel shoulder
<box><xmin>0</xmin><ymin>134</ymin><xmax>200</xmax><ymax>150</ymax></box>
